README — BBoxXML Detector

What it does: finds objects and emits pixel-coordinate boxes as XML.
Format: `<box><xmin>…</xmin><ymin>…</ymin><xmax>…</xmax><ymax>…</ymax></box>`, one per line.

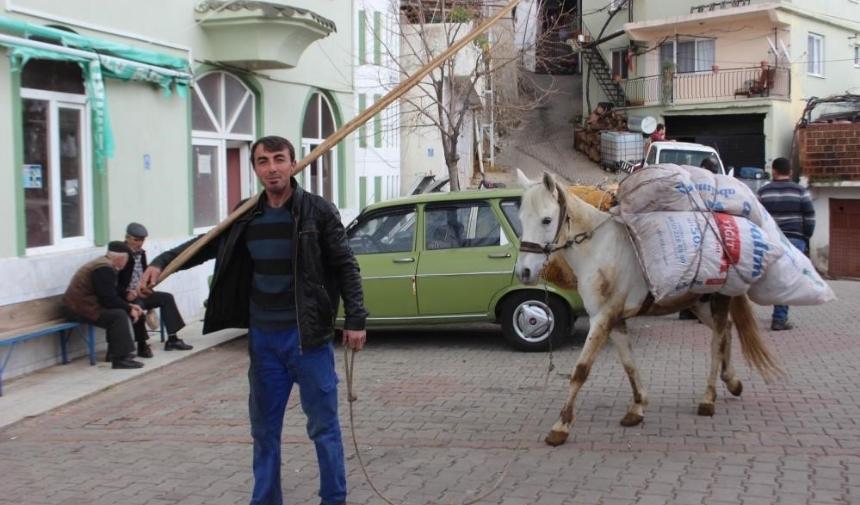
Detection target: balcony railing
<box><xmin>621</xmin><ymin>66</ymin><xmax>790</xmax><ymax>107</ymax></box>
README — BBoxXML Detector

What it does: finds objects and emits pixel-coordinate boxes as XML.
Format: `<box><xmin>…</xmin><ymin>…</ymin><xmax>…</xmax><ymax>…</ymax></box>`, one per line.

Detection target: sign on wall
<box><xmin>22</xmin><ymin>164</ymin><xmax>43</xmax><ymax>189</ymax></box>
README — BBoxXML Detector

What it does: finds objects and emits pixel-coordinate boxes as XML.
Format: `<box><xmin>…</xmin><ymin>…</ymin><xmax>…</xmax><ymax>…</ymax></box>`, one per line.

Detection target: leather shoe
<box><xmin>137</xmin><ymin>343</ymin><xmax>154</xmax><ymax>358</ymax></box>
<box><xmin>112</xmin><ymin>357</ymin><xmax>144</xmax><ymax>369</ymax></box>
<box><xmin>105</xmin><ymin>351</ymin><xmax>137</xmax><ymax>362</ymax></box>
<box><xmin>771</xmin><ymin>320</ymin><xmax>794</xmax><ymax>331</ymax></box>
<box><xmin>165</xmin><ymin>338</ymin><xmax>193</xmax><ymax>351</ymax></box>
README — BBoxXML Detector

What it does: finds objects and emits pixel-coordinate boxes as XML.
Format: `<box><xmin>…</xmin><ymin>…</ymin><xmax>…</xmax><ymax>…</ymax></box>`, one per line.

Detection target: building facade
<box><xmin>0</xmin><ymin>0</ymin><xmax>357</xmax><ymax>378</ymax></box>
<box><xmin>580</xmin><ymin>0</ymin><xmax>860</xmax><ymax>274</ymax></box>
<box><xmin>355</xmin><ymin>0</ymin><xmax>402</xmax><ymax>214</ymax></box>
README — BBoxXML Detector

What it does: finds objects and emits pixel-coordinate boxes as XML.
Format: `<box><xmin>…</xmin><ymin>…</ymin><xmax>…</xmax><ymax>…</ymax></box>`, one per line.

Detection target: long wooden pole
<box><xmin>157</xmin><ymin>0</ymin><xmax>521</xmax><ymax>282</ymax></box>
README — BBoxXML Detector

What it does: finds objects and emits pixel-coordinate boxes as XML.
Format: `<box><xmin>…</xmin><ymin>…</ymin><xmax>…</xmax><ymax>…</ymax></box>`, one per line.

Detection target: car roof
<box><xmin>652</xmin><ymin>141</ymin><xmax>718</xmax><ymax>152</ymax></box>
<box><xmin>360</xmin><ymin>188</ymin><xmax>524</xmax><ymax>214</ymax></box>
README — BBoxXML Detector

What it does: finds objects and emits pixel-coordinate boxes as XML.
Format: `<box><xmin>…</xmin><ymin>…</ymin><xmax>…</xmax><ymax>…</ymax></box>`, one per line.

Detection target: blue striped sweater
<box><xmin>757</xmin><ymin>180</ymin><xmax>815</xmax><ymax>242</ymax></box>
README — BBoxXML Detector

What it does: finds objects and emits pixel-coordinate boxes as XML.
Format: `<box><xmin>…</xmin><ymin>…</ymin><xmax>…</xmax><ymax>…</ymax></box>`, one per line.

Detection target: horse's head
<box><xmin>515</xmin><ymin>169</ymin><xmax>567</xmax><ymax>285</ymax></box>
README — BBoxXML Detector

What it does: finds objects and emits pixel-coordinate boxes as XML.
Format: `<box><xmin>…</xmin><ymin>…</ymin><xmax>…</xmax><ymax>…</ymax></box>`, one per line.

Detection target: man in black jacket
<box><xmin>118</xmin><ymin>222</ymin><xmax>192</xmax><ymax>357</ymax></box>
<box><xmin>141</xmin><ymin>136</ymin><xmax>367</xmax><ymax>505</ymax></box>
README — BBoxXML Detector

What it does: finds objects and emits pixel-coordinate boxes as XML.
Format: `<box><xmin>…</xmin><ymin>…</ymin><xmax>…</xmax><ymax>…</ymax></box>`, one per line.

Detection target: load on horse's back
<box><xmin>514</xmin><ymin>168</ymin><xmax>787</xmax><ymax>447</ymax></box>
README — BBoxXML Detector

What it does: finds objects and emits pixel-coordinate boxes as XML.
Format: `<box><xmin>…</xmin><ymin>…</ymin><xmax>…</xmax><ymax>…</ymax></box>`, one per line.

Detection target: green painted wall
<box><xmin>0</xmin><ymin>56</ymin><xmax>17</xmax><ymax>257</ymax></box>
<box><xmin>104</xmin><ymin>80</ymin><xmax>189</xmax><ymax>239</ymax></box>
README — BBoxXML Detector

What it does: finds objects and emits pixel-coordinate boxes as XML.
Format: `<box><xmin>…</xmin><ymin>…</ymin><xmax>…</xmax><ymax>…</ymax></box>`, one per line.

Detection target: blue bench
<box><xmin>0</xmin><ymin>296</ymin><xmax>96</xmax><ymax>396</ymax></box>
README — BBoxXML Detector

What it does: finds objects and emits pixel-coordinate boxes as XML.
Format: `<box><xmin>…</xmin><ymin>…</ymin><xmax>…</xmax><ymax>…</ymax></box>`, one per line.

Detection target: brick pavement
<box><xmin>0</xmin><ymin>280</ymin><xmax>858</xmax><ymax>505</ymax></box>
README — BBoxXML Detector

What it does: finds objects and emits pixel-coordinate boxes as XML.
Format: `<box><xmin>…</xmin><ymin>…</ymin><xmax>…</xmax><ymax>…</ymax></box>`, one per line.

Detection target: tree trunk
<box><xmin>446</xmin><ymin>157</ymin><xmax>461</xmax><ymax>191</ymax></box>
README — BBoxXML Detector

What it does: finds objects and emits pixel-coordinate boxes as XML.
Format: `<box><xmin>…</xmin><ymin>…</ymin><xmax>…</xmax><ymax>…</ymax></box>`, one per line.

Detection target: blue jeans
<box><xmin>248</xmin><ymin>326</ymin><xmax>346</xmax><ymax>505</ymax></box>
<box><xmin>772</xmin><ymin>238</ymin><xmax>808</xmax><ymax>323</ymax></box>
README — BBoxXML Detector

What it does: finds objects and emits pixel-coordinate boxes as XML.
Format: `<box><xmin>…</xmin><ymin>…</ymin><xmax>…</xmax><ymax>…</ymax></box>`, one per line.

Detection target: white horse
<box><xmin>515</xmin><ymin>170</ymin><xmax>782</xmax><ymax>446</ymax></box>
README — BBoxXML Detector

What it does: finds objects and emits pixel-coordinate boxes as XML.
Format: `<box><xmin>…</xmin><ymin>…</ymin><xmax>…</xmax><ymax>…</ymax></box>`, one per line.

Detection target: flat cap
<box><xmin>126</xmin><ymin>222</ymin><xmax>148</xmax><ymax>238</ymax></box>
<box><xmin>107</xmin><ymin>241</ymin><xmax>132</xmax><ymax>254</ymax></box>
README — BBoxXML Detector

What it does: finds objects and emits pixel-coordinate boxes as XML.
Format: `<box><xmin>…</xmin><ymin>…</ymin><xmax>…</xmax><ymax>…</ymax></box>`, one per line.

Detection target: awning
<box><xmin>0</xmin><ymin>16</ymin><xmax>193</xmax><ymax>171</ymax></box>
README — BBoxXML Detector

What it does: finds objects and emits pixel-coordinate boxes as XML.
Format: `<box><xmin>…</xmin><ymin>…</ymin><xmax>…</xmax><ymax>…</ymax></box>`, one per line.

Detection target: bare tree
<box><xmin>371</xmin><ymin>0</ymin><xmax>576</xmax><ymax>190</ymax></box>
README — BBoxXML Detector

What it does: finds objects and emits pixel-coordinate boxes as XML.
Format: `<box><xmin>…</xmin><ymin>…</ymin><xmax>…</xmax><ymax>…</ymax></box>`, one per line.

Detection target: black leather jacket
<box><xmin>150</xmin><ymin>180</ymin><xmax>367</xmax><ymax>349</ymax></box>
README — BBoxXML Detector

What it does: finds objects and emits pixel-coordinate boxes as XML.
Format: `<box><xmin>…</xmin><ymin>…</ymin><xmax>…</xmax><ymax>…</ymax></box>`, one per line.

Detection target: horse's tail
<box><xmin>730</xmin><ymin>295</ymin><xmax>784</xmax><ymax>382</ymax></box>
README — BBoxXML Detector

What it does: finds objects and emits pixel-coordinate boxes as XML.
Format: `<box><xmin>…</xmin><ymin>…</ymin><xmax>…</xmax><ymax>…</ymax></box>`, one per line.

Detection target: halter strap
<box><xmin>518</xmin><ymin>183</ymin><xmax>611</xmax><ymax>256</ymax></box>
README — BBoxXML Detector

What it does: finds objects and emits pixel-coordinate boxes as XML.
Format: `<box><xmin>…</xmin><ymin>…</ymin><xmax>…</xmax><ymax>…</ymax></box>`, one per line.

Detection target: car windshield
<box><xmin>658</xmin><ymin>149</ymin><xmax>718</xmax><ymax>169</ymax></box>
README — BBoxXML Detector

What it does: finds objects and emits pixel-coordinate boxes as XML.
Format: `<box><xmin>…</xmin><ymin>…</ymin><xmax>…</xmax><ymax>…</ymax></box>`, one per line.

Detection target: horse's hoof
<box><xmin>727</xmin><ymin>380</ymin><xmax>743</xmax><ymax>397</ymax></box>
<box><xmin>697</xmin><ymin>403</ymin><xmax>715</xmax><ymax>416</ymax></box>
<box><xmin>545</xmin><ymin>430</ymin><xmax>569</xmax><ymax>446</ymax></box>
<box><xmin>620</xmin><ymin>412</ymin><xmax>643</xmax><ymax>426</ymax></box>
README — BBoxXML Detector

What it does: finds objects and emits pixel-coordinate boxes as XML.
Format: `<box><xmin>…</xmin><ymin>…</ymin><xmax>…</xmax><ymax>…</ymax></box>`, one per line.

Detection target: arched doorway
<box><xmin>301</xmin><ymin>92</ymin><xmax>338</xmax><ymax>204</ymax></box>
<box><xmin>190</xmin><ymin>71</ymin><xmax>256</xmax><ymax>230</ymax></box>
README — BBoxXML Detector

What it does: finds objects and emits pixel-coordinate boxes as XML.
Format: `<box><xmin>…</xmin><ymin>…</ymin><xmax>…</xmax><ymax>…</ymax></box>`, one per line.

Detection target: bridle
<box><xmin>518</xmin><ymin>183</ymin><xmax>609</xmax><ymax>256</ymax></box>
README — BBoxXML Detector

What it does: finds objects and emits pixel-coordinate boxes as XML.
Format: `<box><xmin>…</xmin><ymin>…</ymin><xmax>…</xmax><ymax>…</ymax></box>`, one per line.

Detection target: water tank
<box><xmin>627</xmin><ymin>114</ymin><xmax>657</xmax><ymax>135</ymax></box>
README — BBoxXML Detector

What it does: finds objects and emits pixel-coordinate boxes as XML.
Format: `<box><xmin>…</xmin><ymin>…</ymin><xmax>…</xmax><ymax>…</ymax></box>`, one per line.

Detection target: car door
<box><xmin>346</xmin><ymin>206</ymin><xmax>418</xmax><ymax>318</ymax></box>
<box><xmin>416</xmin><ymin>200</ymin><xmax>516</xmax><ymax>317</ymax></box>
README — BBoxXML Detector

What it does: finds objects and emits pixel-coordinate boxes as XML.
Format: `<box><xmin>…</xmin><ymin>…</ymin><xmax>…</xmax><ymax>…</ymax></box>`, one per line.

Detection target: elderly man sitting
<box><xmin>62</xmin><ymin>241</ymin><xmax>145</xmax><ymax>369</ymax></box>
<box><xmin>119</xmin><ymin>222</ymin><xmax>192</xmax><ymax>358</ymax></box>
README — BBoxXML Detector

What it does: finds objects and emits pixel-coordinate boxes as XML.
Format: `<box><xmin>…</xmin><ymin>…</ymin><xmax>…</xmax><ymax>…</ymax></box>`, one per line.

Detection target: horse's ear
<box><xmin>542</xmin><ymin>172</ymin><xmax>556</xmax><ymax>193</ymax></box>
<box><xmin>515</xmin><ymin>168</ymin><xmax>532</xmax><ymax>188</ymax></box>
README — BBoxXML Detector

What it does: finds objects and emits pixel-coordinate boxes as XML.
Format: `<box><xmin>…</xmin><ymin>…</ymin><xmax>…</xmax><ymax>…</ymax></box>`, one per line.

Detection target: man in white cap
<box><xmin>119</xmin><ymin>222</ymin><xmax>193</xmax><ymax>357</ymax></box>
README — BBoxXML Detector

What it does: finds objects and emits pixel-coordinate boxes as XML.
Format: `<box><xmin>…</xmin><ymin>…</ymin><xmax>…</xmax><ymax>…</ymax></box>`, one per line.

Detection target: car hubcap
<box><xmin>513</xmin><ymin>300</ymin><xmax>554</xmax><ymax>343</ymax></box>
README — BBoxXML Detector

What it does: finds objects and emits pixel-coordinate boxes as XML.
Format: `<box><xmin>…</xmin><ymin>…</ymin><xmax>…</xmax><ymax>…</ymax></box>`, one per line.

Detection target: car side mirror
<box><xmin>726</xmin><ymin>166</ymin><xmax>735</xmax><ymax>177</ymax></box>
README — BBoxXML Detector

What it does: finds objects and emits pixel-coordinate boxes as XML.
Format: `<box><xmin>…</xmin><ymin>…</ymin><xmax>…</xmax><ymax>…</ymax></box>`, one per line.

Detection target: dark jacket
<box><xmin>149</xmin><ymin>180</ymin><xmax>367</xmax><ymax>349</ymax></box>
<box><xmin>63</xmin><ymin>256</ymin><xmax>131</xmax><ymax>321</ymax></box>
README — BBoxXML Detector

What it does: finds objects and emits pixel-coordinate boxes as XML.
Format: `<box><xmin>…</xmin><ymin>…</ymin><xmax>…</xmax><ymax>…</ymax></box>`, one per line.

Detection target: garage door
<box><xmin>829</xmin><ymin>199</ymin><xmax>860</xmax><ymax>278</ymax></box>
<box><xmin>665</xmin><ymin>114</ymin><xmax>765</xmax><ymax>170</ymax></box>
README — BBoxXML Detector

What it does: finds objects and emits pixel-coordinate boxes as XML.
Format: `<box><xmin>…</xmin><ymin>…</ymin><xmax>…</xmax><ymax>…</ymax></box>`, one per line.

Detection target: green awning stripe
<box><xmin>0</xmin><ymin>17</ymin><xmax>194</xmax><ymax>172</ymax></box>
<box><xmin>6</xmin><ymin>44</ymin><xmax>114</xmax><ymax>172</ymax></box>
<box><xmin>0</xmin><ymin>16</ymin><xmax>189</xmax><ymax>71</ymax></box>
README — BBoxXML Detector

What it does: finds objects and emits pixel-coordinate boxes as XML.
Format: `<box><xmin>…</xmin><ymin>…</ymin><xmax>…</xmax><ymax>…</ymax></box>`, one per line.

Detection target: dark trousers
<box><xmin>93</xmin><ymin>308</ymin><xmax>136</xmax><ymax>358</ymax></box>
<box><xmin>132</xmin><ymin>291</ymin><xmax>185</xmax><ymax>342</ymax></box>
<box><xmin>64</xmin><ymin>307</ymin><xmax>135</xmax><ymax>359</ymax></box>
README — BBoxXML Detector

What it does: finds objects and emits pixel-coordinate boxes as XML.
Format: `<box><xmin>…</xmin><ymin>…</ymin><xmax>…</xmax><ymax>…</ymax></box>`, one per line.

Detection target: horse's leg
<box><xmin>545</xmin><ymin>313</ymin><xmax>613</xmax><ymax>446</ymax></box>
<box><xmin>720</xmin><ymin>317</ymin><xmax>743</xmax><ymax>397</ymax></box>
<box><xmin>694</xmin><ymin>295</ymin><xmax>731</xmax><ymax>416</ymax></box>
<box><xmin>609</xmin><ymin>324</ymin><xmax>648</xmax><ymax>426</ymax></box>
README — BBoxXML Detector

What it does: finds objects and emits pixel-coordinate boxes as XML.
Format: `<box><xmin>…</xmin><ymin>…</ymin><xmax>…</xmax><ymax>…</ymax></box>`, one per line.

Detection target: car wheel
<box><xmin>500</xmin><ymin>292</ymin><xmax>570</xmax><ymax>352</ymax></box>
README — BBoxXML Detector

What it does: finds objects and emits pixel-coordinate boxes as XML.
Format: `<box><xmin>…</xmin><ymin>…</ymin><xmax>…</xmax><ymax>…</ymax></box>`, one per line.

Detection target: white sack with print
<box><xmin>747</xmin><ymin>233</ymin><xmax>836</xmax><ymax>305</ymax></box>
<box><xmin>624</xmin><ymin>210</ymin><xmax>781</xmax><ymax>302</ymax></box>
<box><xmin>618</xmin><ymin>163</ymin><xmax>834</xmax><ymax>305</ymax></box>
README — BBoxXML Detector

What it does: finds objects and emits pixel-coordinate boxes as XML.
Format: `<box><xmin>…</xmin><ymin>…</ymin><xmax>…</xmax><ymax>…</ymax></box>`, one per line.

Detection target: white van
<box><xmin>642</xmin><ymin>141</ymin><xmax>732</xmax><ymax>176</ymax></box>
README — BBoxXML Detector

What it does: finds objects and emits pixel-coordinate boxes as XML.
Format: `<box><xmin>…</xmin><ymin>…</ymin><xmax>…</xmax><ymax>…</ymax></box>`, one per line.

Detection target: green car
<box><xmin>339</xmin><ymin>188</ymin><xmax>584</xmax><ymax>351</ymax></box>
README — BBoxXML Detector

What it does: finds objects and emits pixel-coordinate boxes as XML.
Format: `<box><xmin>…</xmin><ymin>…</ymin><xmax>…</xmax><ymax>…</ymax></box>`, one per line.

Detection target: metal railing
<box><xmin>622</xmin><ymin>66</ymin><xmax>790</xmax><ymax>106</ymax></box>
<box><xmin>690</xmin><ymin>0</ymin><xmax>751</xmax><ymax>14</ymax></box>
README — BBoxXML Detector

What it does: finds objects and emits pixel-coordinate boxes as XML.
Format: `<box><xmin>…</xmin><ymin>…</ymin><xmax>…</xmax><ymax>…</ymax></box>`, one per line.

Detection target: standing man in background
<box><xmin>757</xmin><ymin>157</ymin><xmax>816</xmax><ymax>331</ymax></box>
<box><xmin>141</xmin><ymin>136</ymin><xmax>367</xmax><ymax>505</ymax></box>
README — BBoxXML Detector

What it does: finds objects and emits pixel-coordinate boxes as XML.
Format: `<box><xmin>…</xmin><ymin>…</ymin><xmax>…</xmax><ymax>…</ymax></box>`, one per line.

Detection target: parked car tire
<box><xmin>500</xmin><ymin>292</ymin><xmax>570</xmax><ymax>352</ymax></box>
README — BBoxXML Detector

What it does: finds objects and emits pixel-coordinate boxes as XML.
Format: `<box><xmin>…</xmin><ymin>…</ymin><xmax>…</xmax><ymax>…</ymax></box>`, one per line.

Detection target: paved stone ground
<box><xmin>1</xmin><ymin>280</ymin><xmax>858</xmax><ymax>505</ymax></box>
